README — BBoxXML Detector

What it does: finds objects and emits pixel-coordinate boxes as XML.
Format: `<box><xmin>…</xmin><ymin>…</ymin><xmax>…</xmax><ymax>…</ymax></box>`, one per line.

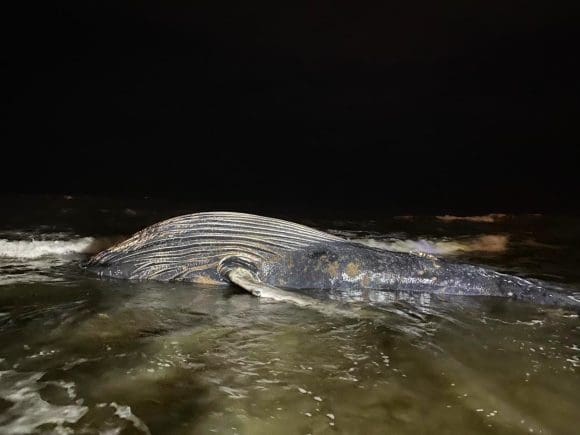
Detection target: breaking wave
<box><xmin>352</xmin><ymin>235</ymin><xmax>509</xmax><ymax>255</ymax></box>
<box><xmin>0</xmin><ymin>236</ymin><xmax>124</xmax><ymax>259</ymax></box>
<box><xmin>435</xmin><ymin>214</ymin><xmax>509</xmax><ymax>223</ymax></box>
<box><xmin>0</xmin><ymin>234</ymin><xmax>124</xmax><ymax>285</ymax></box>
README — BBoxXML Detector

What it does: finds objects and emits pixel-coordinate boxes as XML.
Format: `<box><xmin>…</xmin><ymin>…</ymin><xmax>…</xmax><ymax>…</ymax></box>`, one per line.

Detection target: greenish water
<box><xmin>0</xmin><ymin>196</ymin><xmax>579</xmax><ymax>434</ymax></box>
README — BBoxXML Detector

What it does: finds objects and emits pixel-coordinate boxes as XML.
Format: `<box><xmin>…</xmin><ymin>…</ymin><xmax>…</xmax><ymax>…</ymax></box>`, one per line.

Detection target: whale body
<box><xmin>83</xmin><ymin>212</ymin><xmax>579</xmax><ymax>308</ymax></box>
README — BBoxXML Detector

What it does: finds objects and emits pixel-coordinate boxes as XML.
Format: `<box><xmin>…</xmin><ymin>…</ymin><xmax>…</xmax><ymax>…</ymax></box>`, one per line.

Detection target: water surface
<box><xmin>1</xmin><ymin>196</ymin><xmax>579</xmax><ymax>434</ymax></box>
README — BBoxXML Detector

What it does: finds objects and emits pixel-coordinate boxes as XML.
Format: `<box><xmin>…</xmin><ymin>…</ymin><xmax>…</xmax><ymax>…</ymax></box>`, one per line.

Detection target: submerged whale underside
<box><xmin>84</xmin><ymin>212</ymin><xmax>579</xmax><ymax>309</ymax></box>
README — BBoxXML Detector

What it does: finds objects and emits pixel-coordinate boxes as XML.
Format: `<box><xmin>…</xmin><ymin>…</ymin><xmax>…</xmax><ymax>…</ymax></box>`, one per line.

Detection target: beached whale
<box><xmin>83</xmin><ymin>212</ymin><xmax>579</xmax><ymax>309</ymax></box>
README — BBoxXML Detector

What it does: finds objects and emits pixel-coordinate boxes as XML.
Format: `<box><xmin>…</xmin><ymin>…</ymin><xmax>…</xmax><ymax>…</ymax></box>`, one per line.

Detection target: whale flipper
<box><xmin>215</xmin><ymin>255</ymin><xmax>313</xmax><ymax>304</ymax></box>
<box><xmin>217</xmin><ymin>255</ymin><xmax>324</xmax><ymax>306</ymax></box>
<box><xmin>221</xmin><ymin>261</ymin><xmax>365</xmax><ymax>319</ymax></box>
<box><xmin>224</xmin><ymin>266</ymin><xmax>316</xmax><ymax>306</ymax></box>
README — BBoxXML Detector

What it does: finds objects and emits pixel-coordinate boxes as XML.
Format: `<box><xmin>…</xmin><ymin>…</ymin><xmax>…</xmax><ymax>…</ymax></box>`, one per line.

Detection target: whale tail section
<box><xmin>497</xmin><ymin>275</ymin><xmax>580</xmax><ymax>309</ymax></box>
<box><xmin>375</xmin><ymin>249</ymin><xmax>580</xmax><ymax>310</ymax></box>
<box><xmin>430</xmin><ymin>258</ymin><xmax>580</xmax><ymax>309</ymax></box>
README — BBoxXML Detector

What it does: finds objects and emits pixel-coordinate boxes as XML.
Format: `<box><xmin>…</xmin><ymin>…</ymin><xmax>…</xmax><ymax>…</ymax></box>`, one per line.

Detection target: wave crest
<box><xmin>435</xmin><ymin>214</ymin><xmax>508</xmax><ymax>223</ymax></box>
<box><xmin>353</xmin><ymin>235</ymin><xmax>508</xmax><ymax>255</ymax></box>
<box><xmin>0</xmin><ymin>237</ymin><xmax>124</xmax><ymax>259</ymax></box>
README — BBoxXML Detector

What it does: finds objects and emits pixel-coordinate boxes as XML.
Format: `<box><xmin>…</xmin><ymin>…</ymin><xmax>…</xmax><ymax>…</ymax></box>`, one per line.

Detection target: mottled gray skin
<box><xmin>84</xmin><ymin>212</ymin><xmax>579</xmax><ymax>309</ymax></box>
<box><xmin>264</xmin><ymin>242</ymin><xmax>576</xmax><ymax>307</ymax></box>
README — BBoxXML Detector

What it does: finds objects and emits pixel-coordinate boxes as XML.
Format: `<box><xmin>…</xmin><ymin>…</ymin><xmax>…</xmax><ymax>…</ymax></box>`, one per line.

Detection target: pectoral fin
<box><xmin>225</xmin><ymin>266</ymin><xmax>318</xmax><ymax>307</ymax></box>
<box><xmin>217</xmin><ymin>256</ymin><xmax>316</xmax><ymax>305</ymax></box>
<box><xmin>217</xmin><ymin>257</ymin><xmax>362</xmax><ymax>317</ymax></box>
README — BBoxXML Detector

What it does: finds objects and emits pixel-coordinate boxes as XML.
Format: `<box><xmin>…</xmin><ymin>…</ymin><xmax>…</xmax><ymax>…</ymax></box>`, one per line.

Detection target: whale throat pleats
<box><xmin>84</xmin><ymin>212</ymin><xmax>343</xmax><ymax>281</ymax></box>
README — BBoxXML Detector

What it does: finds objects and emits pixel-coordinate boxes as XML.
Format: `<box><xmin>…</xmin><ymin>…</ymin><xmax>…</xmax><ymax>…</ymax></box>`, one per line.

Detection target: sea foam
<box><xmin>0</xmin><ymin>237</ymin><xmax>123</xmax><ymax>259</ymax></box>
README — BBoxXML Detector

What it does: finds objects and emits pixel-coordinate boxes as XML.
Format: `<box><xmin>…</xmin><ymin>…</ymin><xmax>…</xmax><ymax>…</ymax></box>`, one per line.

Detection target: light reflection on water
<box><xmin>0</xmin><ymin>201</ymin><xmax>579</xmax><ymax>434</ymax></box>
<box><xmin>1</xmin><ymin>280</ymin><xmax>578</xmax><ymax>435</ymax></box>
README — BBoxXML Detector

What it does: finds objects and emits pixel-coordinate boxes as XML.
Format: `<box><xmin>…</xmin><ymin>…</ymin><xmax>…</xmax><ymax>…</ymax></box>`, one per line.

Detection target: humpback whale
<box><xmin>83</xmin><ymin>212</ymin><xmax>579</xmax><ymax>309</ymax></box>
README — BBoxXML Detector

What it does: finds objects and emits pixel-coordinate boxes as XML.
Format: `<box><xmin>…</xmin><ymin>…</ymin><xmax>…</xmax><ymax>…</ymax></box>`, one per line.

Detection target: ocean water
<box><xmin>0</xmin><ymin>195</ymin><xmax>579</xmax><ymax>434</ymax></box>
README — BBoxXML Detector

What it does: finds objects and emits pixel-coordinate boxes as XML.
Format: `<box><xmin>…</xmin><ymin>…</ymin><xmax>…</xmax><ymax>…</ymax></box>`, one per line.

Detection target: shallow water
<box><xmin>1</xmin><ymin>196</ymin><xmax>579</xmax><ymax>434</ymax></box>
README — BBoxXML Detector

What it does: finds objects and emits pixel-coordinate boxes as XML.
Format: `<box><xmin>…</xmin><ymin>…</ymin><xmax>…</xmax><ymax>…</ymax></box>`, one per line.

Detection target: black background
<box><xmin>2</xmin><ymin>1</ymin><xmax>579</xmax><ymax>214</ymax></box>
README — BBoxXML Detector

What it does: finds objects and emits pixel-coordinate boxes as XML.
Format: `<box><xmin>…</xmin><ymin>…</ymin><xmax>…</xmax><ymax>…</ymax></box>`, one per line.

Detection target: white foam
<box><xmin>353</xmin><ymin>235</ymin><xmax>508</xmax><ymax>255</ymax></box>
<box><xmin>0</xmin><ymin>235</ymin><xmax>124</xmax><ymax>285</ymax></box>
<box><xmin>0</xmin><ymin>370</ymin><xmax>88</xmax><ymax>434</ymax></box>
<box><xmin>0</xmin><ymin>237</ymin><xmax>123</xmax><ymax>259</ymax></box>
<box><xmin>435</xmin><ymin>214</ymin><xmax>508</xmax><ymax>223</ymax></box>
<box><xmin>109</xmin><ymin>402</ymin><xmax>151</xmax><ymax>435</ymax></box>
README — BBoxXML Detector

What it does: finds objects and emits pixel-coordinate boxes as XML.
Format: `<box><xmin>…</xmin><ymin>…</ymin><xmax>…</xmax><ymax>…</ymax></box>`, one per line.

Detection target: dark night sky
<box><xmin>2</xmin><ymin>1</ymin><xmax>579</xmax><ymax>213</ymax></box>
